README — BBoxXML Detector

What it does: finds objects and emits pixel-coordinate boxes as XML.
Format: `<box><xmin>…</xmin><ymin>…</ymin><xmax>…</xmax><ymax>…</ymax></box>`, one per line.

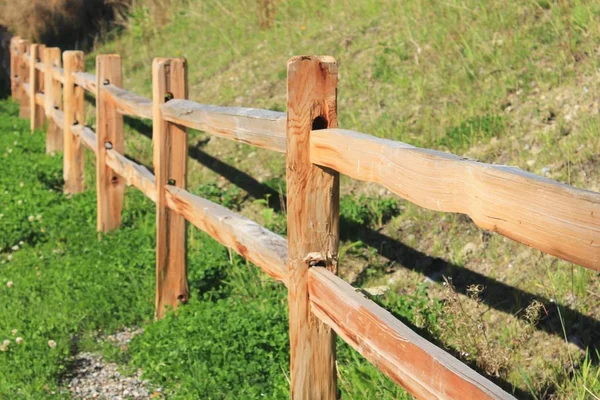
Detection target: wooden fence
<box><xmin>9</xmin><ymin>36</ymin><xmax>600</xmax><ymax>400</ymax></box>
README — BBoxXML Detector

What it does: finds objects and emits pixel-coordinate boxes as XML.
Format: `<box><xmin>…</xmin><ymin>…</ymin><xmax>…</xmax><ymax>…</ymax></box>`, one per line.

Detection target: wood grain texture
<box><xmin>103</xmin><ymin>84</ymin><xmax>152</xmax><ymax>119</ymax></box>
<box><xmin>152</xmin><ymin>58</ymin><xmax>189</xmax><ymax>320</ymax></box>
<box><xmin>44</xmin><ymin>48</ymin><xmax>63</xmax><ymax>153</ymax></box>
<box><xmin>62</xmin><ymin>51</ymin><xmax>85</xmax><ymax>194</ymax></box>
<box><xmin>51</xmin><ymin>109</ymin><xmax>65</xmax><ymax>131</ymax></box>
<box><xmin>51</xmin><ymin>66</ymin><xmax>65</xmax><ymax>84</ymax></box>
<box><xmin>96</xmin><ymin>55</ymin><xmax>125</xmax><ymax>232</ymax></box>
<box><xmin>165</xmin><ymin>186</ymin><xmax>288</xmax><ymax>284</ymax></box>
<box><xmin>161</xmin><ymin>99</ymin><xmax>286</xmax><ymax>152</ymax></box>
<box><xmin>71</xmin><ymin>124</ymin><xmax>96</xmax><ymax>154</ymax></box>
<box><xmin>105</xmin><ymin>149</ymin><xmax>157</xmax><ymax>203</ymax></box>
<box><xmin>308</xmin><ymin>268</ymin><xmax>515</xmax><ymax>400</ymax></box>
<box><xmin>10</xmin><ymin>36</ymin><xmax>20</xmax><ymax>98</ymax></box>
<box><xmin>310</xmin><ymin>129</ymin><xmax>600</xmax><ymax>271</ymax></box>
<box><xmin>29</xmin><ymin>44</ymin><xmax>46</xmax><ymax>131</ymax></box>
<box><xmin>286</xmin><ymin>56</ymin><xmax>340</xmax><ymax>400</ymax></box>
<box><xmin>72</xmin><ymin>72</ymin><xmax>97</xmax><ymax>95</ymax></box>
<box><xmin>17</xmin><ymin>40</ymin><xmax>30</xmax><ymax>119</ymax></box>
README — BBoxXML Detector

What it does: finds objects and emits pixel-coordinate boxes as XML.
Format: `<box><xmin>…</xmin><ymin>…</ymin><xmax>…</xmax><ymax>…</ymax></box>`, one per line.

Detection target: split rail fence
<box><xmin>9</xmin><ymin>36</ymin><xmax>600</xmax><ymax>400</ymax></box>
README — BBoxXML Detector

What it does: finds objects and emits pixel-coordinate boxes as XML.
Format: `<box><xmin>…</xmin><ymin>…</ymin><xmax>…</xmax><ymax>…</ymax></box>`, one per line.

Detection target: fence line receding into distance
<box><xmin>9</xmin><ymin>35</ymin><xmax>600</xmax><ymax>400</ymax></box>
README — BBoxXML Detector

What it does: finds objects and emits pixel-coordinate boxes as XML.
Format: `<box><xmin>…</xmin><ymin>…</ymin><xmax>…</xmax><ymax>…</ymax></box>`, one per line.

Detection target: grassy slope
<box><xmin>88</xmin><ymin>0</ymin><xmax>600</xmax><ymax>397</ymax></box>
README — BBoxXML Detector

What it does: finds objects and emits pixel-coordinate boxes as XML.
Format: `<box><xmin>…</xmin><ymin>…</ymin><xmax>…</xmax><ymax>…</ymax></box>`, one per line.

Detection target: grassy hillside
<box><xmin>2</xmin><ymin>0</ymin><xmax>600</xmax><ymax>398</ymax></box>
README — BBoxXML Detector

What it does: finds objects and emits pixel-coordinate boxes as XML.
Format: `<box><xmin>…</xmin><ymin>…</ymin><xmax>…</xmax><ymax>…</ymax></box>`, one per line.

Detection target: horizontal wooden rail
<box><xmin>103</xmin><ymin>84</ymin><xmax>152</xmax><ymax>119</ymax></box>
<box><xmin>164</xmin><ymin>185</ymin><xmax>288</xmax><ymax>284</ymax></box>
<box><xmin>105</xmin><ymin>149</ymin><xmax>157</xmax><ymax>202</ymax></box>
<box><xmin>310</xmin><ymin>129</ymin><xmax>600</xmax><ymax>271</ymax></box>
<box><xmin>51</xmin><ymin>109</ymin><xmax>65</xmax><ymax>130</ymax></box>
<box><xmin>308</xmin><ymin>268</ymin><xmax>515</xmax><ymax>400</ymax></box>
<box><xmin>23</xmin><ymin>82</ymin><xmax>30</xmax><ymax>97</ymax></box>
<box><xmin>161</xmin><ymin>99</ymin><xmax>286</xmax><ymax>153</ymax></box>
<box><xmin>34</xmin><ymin>92</ymin><xmax>44</xmax><ymax>107</ymax></box>
<box><xmin>72</xmin><ymin>70</ymin><xmax>151</xmax><ymax>119</ymax></box>
<box><xmin>71</xmin><ymin>124</ymin><xmax>97</xmax><ymax>154</ymax></box>
<box><xmin>35</xmin><ymin>61</ymin><xmax>44</xmax><ymax>72</ymax></box>
<box><xmin>52</xmin><ymin>66</ymin><xmax>65</xmax><ymax>84</ymax></box>
<box><xmin>72</xmin><ymin>72</ymin><xmax>97</xmax><ymax>95</ymax></box>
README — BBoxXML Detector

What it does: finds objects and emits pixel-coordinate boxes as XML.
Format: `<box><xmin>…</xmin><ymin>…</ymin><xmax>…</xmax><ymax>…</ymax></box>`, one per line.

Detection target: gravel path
<box><xmin>64</xmin><ymin>328</ymin><xmax>161</xmax><ymax>399</ymax></box>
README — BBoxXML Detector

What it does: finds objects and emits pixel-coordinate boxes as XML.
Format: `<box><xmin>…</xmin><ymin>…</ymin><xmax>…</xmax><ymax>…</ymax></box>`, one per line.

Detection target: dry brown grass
<box><xmin>440</xmin><ymin>277</ymin><xmax>544</xmax><ymax>378</ymax></box>
<box><xmin>0</xmin><ymin>0</ymin><xmax>130</xmax><ymax>48</ymax></box>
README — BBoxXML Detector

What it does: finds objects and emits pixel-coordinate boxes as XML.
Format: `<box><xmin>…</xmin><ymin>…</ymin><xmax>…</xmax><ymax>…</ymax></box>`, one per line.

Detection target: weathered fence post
<box><xmin>29</xmin><ymin>44</ymin><xmax>46</xmax><ymax>132</ymax></box>
<box><xmin>286</xmin><ymin>56</ymin><xmax>340</xmax><ymax>399</ymax></box>
<box><xmin>96</xmin><ymin>55</ymin><xmax>125</xmax><ymax>232</ymax></box>
<box><xmin>17</xmin><ymin>39</ymin><xmax>30</xmax><ymax>119</ymax></box>
<box><xmin>44</xmin><ymin>47</ymin><xmax>63</xmax><ymax>153</ymax></box>
<box><xmin>63</xmin><ymin>51</ymin><xmax>85</xmax><ymax>194</ymax></box>
<box><xmin>10</xmin><ymin>36</ymin><xmax>20</xmax><ymax>99</ymax></box>
<box><xmin>152</xmin><ymin>58</ymin><xmax>189</xmax><ymax>320</ymax></box>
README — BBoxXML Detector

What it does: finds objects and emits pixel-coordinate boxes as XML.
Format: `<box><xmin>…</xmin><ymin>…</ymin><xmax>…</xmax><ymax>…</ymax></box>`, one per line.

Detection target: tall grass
<box><xmin>0</xmin><ymin>0</ymin><xmax>130</xmax><ymax>49</ymax></box>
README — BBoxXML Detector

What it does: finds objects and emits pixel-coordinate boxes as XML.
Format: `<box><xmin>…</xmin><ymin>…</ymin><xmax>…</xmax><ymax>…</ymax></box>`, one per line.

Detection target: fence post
<box><xmin>152</xmin><ymin>58</ymin><xmax>189</xmax><ymax>320</ymax></box>
<box><xmin>286</xmin><ymin>56</ymin><xmax>340</xmax><ymax>399</ymax></box>
<box><xmin>17</xmin><ymin>39</ymin><xmax>30</xmax><ymax>119</ymax></box>
<box><xmin>44</xmin><ymin>47</ymin><xmax>63</xmax><ymax>153</ymax></box>
<box><xmin>96</xmin><ymin>55</ymin><xmax>125</xmax><ymax>232</ymax></box>
<box><xmin>29</xmin><ymin>44</ymin><xmax>46</xmax><ymax>132</ymax></box>
<box><xmin>10</xmin><ymin>36</ymin><xmax>20</xmax><ymax>99</ymax></box>
<box><xmin>63</xmin><ymin>51</ymin><xmax>85</xmax><ymax>194</ymax></box>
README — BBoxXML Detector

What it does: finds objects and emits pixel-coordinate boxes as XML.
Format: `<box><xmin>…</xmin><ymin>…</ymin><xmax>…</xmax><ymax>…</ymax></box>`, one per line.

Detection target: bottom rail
<box><xmin>308</xmin><ymin>268</ymin><xmax>515</xmax><ymax>400</ymax></box>
<box><xmin>165</xmin><ymin>185</ymin><xmax>288</xmax><ymax>285</ymax></box>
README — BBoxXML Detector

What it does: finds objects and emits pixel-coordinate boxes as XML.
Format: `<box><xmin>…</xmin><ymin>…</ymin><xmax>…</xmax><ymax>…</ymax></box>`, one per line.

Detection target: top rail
<box><xmin>310</xmin><ymin>129</ymin><xmax>600</xmax><ymax>271</ymax></box>
<box><xmin>161</xmin><ymin>99</ymin><xmax>286</xmax><ymax>153</ymax></box>
<box><xmin>73</xmin><ymin>72</ymin><xmax>97</xmax><ymax>95</ymax></box>
<box><xmin>28</xmin><ymin>62</ymin><xmax>600</xmax><ymax>270</ymax></box>
<box><xmin>103</xmin><ymin>84</ymin><xmax>152</xmax><ymax>119</ymax></box>
<box><xmin>52</xmin><ymin>66</ymin><xmax>65</xmax><ymax>84</ymax></box>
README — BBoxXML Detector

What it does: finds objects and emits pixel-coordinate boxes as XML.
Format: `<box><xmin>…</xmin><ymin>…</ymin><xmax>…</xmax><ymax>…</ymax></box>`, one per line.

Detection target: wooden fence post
<box><xmin>44</xmin><ymin>47</ymin><xmax>63</xmax><ymax>153</ymax></box>
<box><xmin>63</xmin><ymin>51</ymin><xmax>85</xmax><ymax>194</ymax></box>
<box><xmin>29</xmin><ymin>44</ymin><xmax>46</xmax><ymax>132</ymax></box>
<box><xmin>286</xmin><ymin>56</ymin><xmax>340</xmax><ymax>399</ymax></box>
<box><xmin>10</xmin><ymin>36</ymin><xmax>20</xmax><ymax>99</ymax></box>
<box><xmin>17</xmin><ymin>39</ymin><xmax>30</xmax><ymax>119</ymax></box>
<box><xmin>152</xmin><ymin>58</ymin><xmax>189</xmax><ymax>320</ymax></box>
<box><xmin>96</xmin><ymin>55</ymin><xmax>125</xmax><ymax>232</ymax></box>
